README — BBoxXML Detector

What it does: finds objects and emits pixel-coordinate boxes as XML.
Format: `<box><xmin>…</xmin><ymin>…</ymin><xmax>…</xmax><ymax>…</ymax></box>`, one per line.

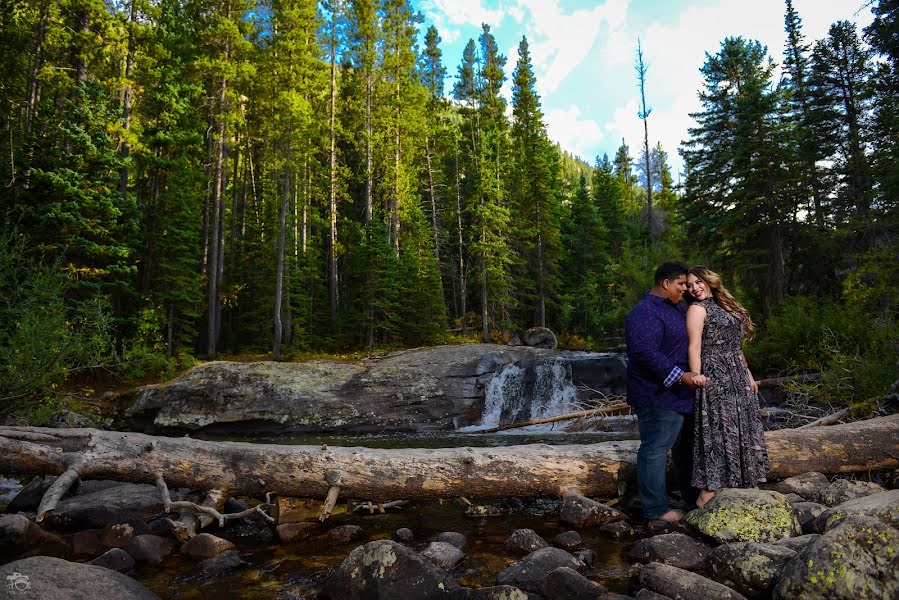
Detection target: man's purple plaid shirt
<box><xmin>624</xmin><ymin>292</ymin><xmax>695</xmax><ymax>413</ymax></box>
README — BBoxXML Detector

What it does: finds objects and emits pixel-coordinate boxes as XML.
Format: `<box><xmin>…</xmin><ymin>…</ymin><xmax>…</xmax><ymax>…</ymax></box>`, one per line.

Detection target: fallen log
<box><xmin>0</xmin><ymin>415</ymin><xmax>897</xmax><ymax>506</ymax></box>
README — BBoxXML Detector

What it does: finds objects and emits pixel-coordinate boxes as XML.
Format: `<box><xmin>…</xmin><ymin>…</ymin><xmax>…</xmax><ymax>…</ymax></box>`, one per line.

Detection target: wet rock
<box><xmin>320</xmin><ymin>539</ymin><xmax>460</xmax><ymax>599</ymax></box>
<box><xmin>774</xmin><ymin>515</ymin><xmax>899</xmax><ymax>600</ymax></box>
<box><xmin>792</xmin><ymin>501</ymin><xmax>827</xmax><ymax>534</ymax></box>
<box><xmin>422</xmin><ymin>541</ymin><xmax>466</xmax><ymax>570</ymax></box>
<box><xmin>628</xmin><ymin>533</ymin><xmax>710</xmax><ymax>572</ymax></box>
<box><xmin>772</xmin><ymin>533</ymin><xmax>821</xmax><ymax>553</ymax></box>
<box><xmin>394</xmin><ymin>527</ymin><xmax>414</xmax><ymax>544</ymax></box>
<box><xmin>72</xmin><ymin>529</ymin><xmax>104</xmax><ymax>556</ymax></box>
<box><xmin>602</xmin><ymin>595</ymin><xmax>638</xmax><ymax>600</ymax></box>
<box><xmin>180</xmin><ymin>532</ymin><xmax>236</xmax><ymax>559</ymax></box>
<box><xmin>216</xmin><ymin>514</ymin><xmax>274</xmax><ymax>543</ymax></box>
<box><xmin>6</xmin><ymin>475</ymin><xmax>54</xmax><ymax>512</ymax></box>
<box><xmin>314</xmin><ymin>524</ymin><xmax>365</xmax><ymax>545</ymax></box>
<box><xmin>646</xmin><ymin>520</ymin><xmax>686</xmax><ymax>535</ymax></box>
<box><xmin>0</xmin><ymin>555</ymin><xmax>160</xmax><ymax>599</ymax></box>
<box><xmin>224</xmin><ymin>497</ymin><xmax>248</xmax><ymax>513</ymax></box>
<box><xmin>47</xmin><ymin>409</ymin><xmax>97</xmax><ymax>428</ymax></box>
<box><xmin>465</xmin><ymin>504</ymin><xmax>510</xmax><ymax>518</ymax></box>
<box><xmin>53</xmin><ymin>482</ymin><xmax>164</xmax><ymax>517</ymax></box>
<box><xmin>44</xmin><ymin>506</ymin><xmax>150</xmax><ymax>533</ymax></box>
<box><xmin>684</xmin><ymin>489</ymin><xmax>800</xmax><ymax>543</ymax></box>
<box><xmin>813</xmin><ymin>479</ymin><xmax>885</xmax><ymax>507</ymax></box>
<box><xmin>815</xmin><ymin>488</ymin><xmax>899</xmax><ymax>531</ymax></box>
<box><xmin>437</xmin><ymin>531</ymin><xmax>467</xmax><ymax>549</ymax></box>
<box><xmin>100</xmin><ymin>522</ymin><xmax>137</xmax><ymax>548</ymax></box>
<box><xmin>553</xmin><ymin>530</ymin><xmax>583</xmax><ymax>551</ymax></box>
<box><xmin>90</xmin><ymin>547</ymin><xmax>135</xmax><ymax>572</ymax></box>
<box><xmin>574</xmin><ymin>549</ymin><xmax>595</xmax><ymax>569</ymax></box>
<box><xmin>599</xmin><ymin>521</ymin><xmax>637</xmax><ymax>539</ymax></box>
<box><xmin>522</xmin><ymin>327</ymin><xmax>557</xmax><ymax>349</ymax></box>
<box><xmin>198</xmin><ymin>549</ymin><xmax>245</xmax><ymax>578</ymax></box>
<box><xmin>560</xmin><ymin>493</ymin><xmax>625</xmax><ymax>528</ymax></box>
<box><xmin>631</xmin><ymin>562</ymin><xmax>747</xmax><ymax>600</ymax></box>
<box><xmin>770</xmin><ymin>472</ymin><xmax>829</xmax><ymax>499</ymax></box>
<box><xmin>496</xmin><ymin>547</ymin><xmax>584</xmax><ymax>593</ymax></box>
<box><xmin>276</xmin><ymin>521</ymin><xmax>318</xmax><ymax>543</ymax></box>
<box><xmin>0</xmin><ymin>513</ymin><xmax>70</xmax><ymax>562</ymax></box>
<box><xmin>634</xmin><ymin>591</ymin><xmax>672</xmax><ymax>600</ymax></box>
<box><xmin>126</xmin><ymin>534</ymin><xmax>174</xmax><ymax>565</ymax></box>
<box><xmin>449</xmin><ymin>585</ymin><xmax>533</xmax><ymax>599</ymax></box>
<box><xmin>705</xmin><ymin>541</ymin><xmax>797</xmax><ymax>597</ymax></box>
<box><xmin>505</xmin><ymin>529</ymin><xmax>549</xmax><ymax>555</ymax></box>
<box><xmin>542</xmin><ymin>566</ymin><xmax>607</xmax><ymax>599</ymax></box>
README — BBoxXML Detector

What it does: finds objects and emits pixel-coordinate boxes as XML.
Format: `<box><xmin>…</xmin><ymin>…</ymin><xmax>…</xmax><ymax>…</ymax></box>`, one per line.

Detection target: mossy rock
<box><xmin>773</xmin><ymin>515</ymin><xmax>899</xmax><ymax>600</ymax></box>
<box><xmin>685</xmin><ymin>489</ymin><xmax>800</xmax><ymax>544</ymax></box>
<box><xmin>815</xmin><ymin>489</ymin><xmax>899</xmax><ymax>531</ymax></box>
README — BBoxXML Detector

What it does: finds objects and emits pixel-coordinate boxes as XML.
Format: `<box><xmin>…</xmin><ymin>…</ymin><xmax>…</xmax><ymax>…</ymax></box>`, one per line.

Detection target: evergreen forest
<box><xmin>1</xmin><ymin>0</ymin><xmax>897</xmax><ymax>419</ymax></box>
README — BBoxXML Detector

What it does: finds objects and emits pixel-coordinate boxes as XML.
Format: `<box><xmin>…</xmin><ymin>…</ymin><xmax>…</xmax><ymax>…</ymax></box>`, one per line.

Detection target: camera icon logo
<box><xmin>6</xmin><ymin>571</ymin><xmax>31</xmax><ymax>593</ymax></box>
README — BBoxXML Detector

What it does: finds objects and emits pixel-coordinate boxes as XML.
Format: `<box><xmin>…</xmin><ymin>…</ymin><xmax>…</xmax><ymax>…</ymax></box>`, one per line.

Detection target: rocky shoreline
<box><xmin>2</xmin><ymin>469</ymin><xmax>897</xmax><ymax>599</ymax></box>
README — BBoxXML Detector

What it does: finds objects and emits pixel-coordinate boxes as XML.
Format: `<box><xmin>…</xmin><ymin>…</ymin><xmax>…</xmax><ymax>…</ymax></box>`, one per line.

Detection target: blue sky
<box><xmin>413</xmin><ymin>0</ymin><xmax>875</xmax><ymax>177</ymax></box>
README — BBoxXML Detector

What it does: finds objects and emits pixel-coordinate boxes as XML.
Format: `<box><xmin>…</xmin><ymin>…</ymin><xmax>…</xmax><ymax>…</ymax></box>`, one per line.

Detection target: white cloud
<box><xmin>420</xmin><ymin>0</ymin><xmax>505</xmax><ymax>27</ymax></box>
<box><xmin>545</xmin><ymin>105</ymin><xmax>604</xmax><ymax>160</ymax></box>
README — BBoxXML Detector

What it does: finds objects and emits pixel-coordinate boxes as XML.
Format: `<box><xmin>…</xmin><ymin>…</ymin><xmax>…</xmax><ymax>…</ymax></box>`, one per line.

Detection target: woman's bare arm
<box><xmin>686</xmin><ymin>304</ymin><xmax>707</xmax><ymax>375</ymax></box>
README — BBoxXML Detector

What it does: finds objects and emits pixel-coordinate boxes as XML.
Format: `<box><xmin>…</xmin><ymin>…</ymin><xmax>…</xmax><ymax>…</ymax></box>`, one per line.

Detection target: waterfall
<box><xmin>463</xmin><ymin>358</ymin><xmax>579</xmax><ymax>432</ymax></box>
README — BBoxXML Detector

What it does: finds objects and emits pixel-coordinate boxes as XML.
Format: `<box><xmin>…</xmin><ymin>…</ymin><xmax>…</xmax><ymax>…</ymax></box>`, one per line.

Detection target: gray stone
<box><xmin>599</xmin><ymin>520</ymin><xmax>637</xmax><ymax>539</ymax></box>
<box><xmin>224</xmin><ymin>496</ymin><xmax>248</xmax><ymax>513</ymax></box>
<box><xmin>314</xmin><ymin>524</ymin><xmax>365</xmax><ymax>545</ymax></box>
<box><xmin>100</xmin><ymin>522</ymin><xmax>137</xmax><ymax>548</ymax></box>
<box><xmin>814</xmin><ymin>479</ymin><xmax>886</xmax><ymax>507</ymax></box>
<box><xmin>449</xmin><ymin>586</ymin><xmax>533</xmax><ymax>600</ymax></box>
<box><xmin>634</xmin><ymin>591</ymin><xmax>672</xmax><ymax>600</ymax></box>
<box><xmin>47</xmin><ymin>410</ymin><xmax>97</xmax><ymax>428</ymax></box>
<box><xmin>277</xmin><ymin>521</ymin><xmax>318</xmax><ymax>543</ymax></box>
<box><xmin>792</xmin><ymin>501</ymin><xmax>827</xmax><ymax>534</ymax></box>
<box><xmin>422</xmin><ymin>541</ymin><xmax>466</xmax><ymax>570</ymax></box>
<box><xmin>632</xmin><ymin>562</ymin><xmax>747</xmax><ymax>600</ymax></box>
<box><xmin>574</xmin><ymin>549</ymin><xmax>595</xmax><ymax>569</ymax></box>
<box><xmin>770</xmin><ymin>472</ymin><xmax>830</xmax><ymax>499</ymax></box>
<box><xmin>465</xmin><ymin>504</ymin><xmax>509</xmax><ymax>518</ymax></box>
<box><xmin>496</xmin><ymin>547</ymin><xmax>583</xmax><ymax>593</ymax></box>
<box><xmin>0</xmin><ymin>513</ymin><xmax>70</xmax><ymax>562</ymax></box>
<box><xmin>706</xmin><ymin>542</ymin><xmax>797</xmax><ymax>597</ymax></box>
<box><xmin>772</xmin><ymin>534</ymin><xmax>822</xmax><ymax>553</ymax></box>
<box><xmin>628</xmin><ymin>533</ymin><xmax>711</xmax><ymax>572</ymax></box>
<box><xmin>781</xmin><ymin>493</ymin><xmax>805</xmax><ymax>504</ymax></box>
<box><xmin>437</xmin><ymin>531</ymin><xmax>467</xmax><ymax>548</ymax></box>
<box><xmin>684</xmin><ymin>488</ymin><xmax>801</xmax><ymax>543</ymax></box>
<box><xmin>602</xmin><ymin>595</ymin><xmax>638</xmax><ymax>600</ymax></box>
<box><xmin>6</xmin><ymin>475</ymin><xmax>54</xmax><ymax>511</ymax></box>
<box><xmin>0</xmin><ymin>555</ymin><xmax>159</xmax><ymax>599</ymax></box>
<box><xmin>90</xmin><ymin>548</ymin><xmax>135</xmax><ymax>572</ymax></box>
<box><xmin>198</xmin><ymin>549</ymin><xmax>245</xmax><ymax>578</ymax></box>
<box><xmin>180</xmin><ymin>532</ymin><xmax>236</xmax><ymax>559</ymax></box>
<box><xmin>815</xmin><ymin>488</ymin><xmax>899</xmax><ymax>531</ymax></box>
<box><xmin>394</xmin><ymin>527</ymin><xmax>414</xmax><ymax>543</ymax></box>
<box><xmin>773</xmin><ymin>515</ymin><xmax>899</xmax><ymax>600</ymax></box>
<box><xmin>505</xmin><ymin>528</ymin><xmax>549</xmax><ymax>555</ymax></box>
<box><xmin>560</xmin><ymin>493</ymin><xmax>626</xmax><ymax>528</ymax></box>
<box><xmin>541</xmin><ymin>566</ymin><xmax>607</xmax><ymax>599</ymax></box>
<box><xmin>320</xmin><ymin>540</ymin><xmax>460</xmax><ymax>599</ymax></box>
<box><xmin>126</xmin><ymin>534</ymin><xmax>174</xmax><ymax>565</ymax></box>
<box><xmin>553</xmin><ymin>530</ymin><xmax>583</xmax><ymax>551</ymax></box>
<box><xmin>522</xmin><ymin>327</ymin><xmax>557</xmax><ymax>349</ymax></box>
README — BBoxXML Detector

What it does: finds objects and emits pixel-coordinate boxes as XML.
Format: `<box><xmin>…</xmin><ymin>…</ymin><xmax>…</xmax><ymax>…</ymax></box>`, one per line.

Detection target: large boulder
<box><xmin>125</xmin><ymin>345</ymin><xmax>627</xmax><ymax>435</ymax></box>
<box><xmin>422</xmin><ymin>541</ymin><xmax>466</xmax><ymax>571</ymax></box>
<box><xmin>684</xmin><ymin>489</ymin><xmax>800</xmax><ymax>543</ymax></box>
<box><xmin>628</xmin><ymin>533</ymin><xmax>711</xmax><ymax>572</ymax></box>
<box><xmin>769</xmin><ymin>472</ymin><xmax>829</xmax><ymax>500</ymax></box>
<box><xmin>815</xmin><ymin>489</ymin><xmax>899</xmax><ymax>530</ymax></box>
<box><xmin>496</xmin><ymin>547</ymin><xmax>583</xmax><ymax>593</ymax></box>
<box><xmin>705</xmin><ymin>542</ymin><xmax>797</xmax><ymax>597</ymax></box>
<box><xmin>0</xmin><ymin>556</ymin><xmax>159</xmax><ymax>600</ymax></box>
<box><xmin>320</xmin><ymin>540</ymin><xmax>460</xmax><ymax>599</ymax></box>
<box><xmin>631</xmin><ymin>562</ymin><xmax>747</xmax><ymax>600</ymax></box>
<box><xmin>773</xmin><ymin>515</ymin><xmax>899</xmax><ymax>600</ymax></box>
<box><xmin>541</xmin><ymin>566</ymin><xmax>608</xmax><ymax>599</ymax></box>
<box><xmin>0</xmin><ymin>514</ymin><xmax>70</xmax><ymax>562</ymax></box>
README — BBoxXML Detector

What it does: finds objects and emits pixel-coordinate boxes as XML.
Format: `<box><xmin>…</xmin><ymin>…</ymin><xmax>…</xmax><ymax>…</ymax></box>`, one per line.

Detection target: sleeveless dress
<box><xmin>691</xmin><ymin>298</ymin><xmax>769</xmax><ymax>490</ymax></box>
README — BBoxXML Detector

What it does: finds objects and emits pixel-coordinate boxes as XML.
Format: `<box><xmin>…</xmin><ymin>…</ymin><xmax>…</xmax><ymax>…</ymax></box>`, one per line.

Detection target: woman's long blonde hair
<box><xmin>690</xmin><ymin>266</ymin><xmax>756</xmax><ymax>340</ymax></box>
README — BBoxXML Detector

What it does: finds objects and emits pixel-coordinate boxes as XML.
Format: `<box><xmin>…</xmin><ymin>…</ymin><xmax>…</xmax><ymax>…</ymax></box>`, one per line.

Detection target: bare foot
<box><xmin>696</xmin><ymin>490</ymin><xmax>716</xmax><ymax>508</ymax></box>
<box><xmin>657</xmin><ymin>509</ymin><xmax>684</xmax><ymax>523</ymax></box>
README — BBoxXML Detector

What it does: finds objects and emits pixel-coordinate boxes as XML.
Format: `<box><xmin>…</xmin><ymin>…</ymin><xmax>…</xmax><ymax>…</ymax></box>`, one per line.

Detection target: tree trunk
<box><xmin>25</xmin><ymin>0</ymin><xmax>49</xmax><ymax>133</ymax></box>
<box><xmin>206</xmin><ymin>74</ymin><xmax>226</xmax><ymax>358</ymax></box>
<box><xmin>1</xmin><ymin>416</ymin><xmax>896</xmax><ymax>503</ymax></box>
<box><xmin>273</xmin><ymin>161</ymin><xmax>290</xmax><ymax>360</ymax></box>
<box><xmin>329</xmin><ymin>27</ymin><xmax>339</xmax><ymax>319</ymax></box>
<box><xmin>426</xmin><ymin>136</ymin><xmax>440</xmax><ymax>260</ymax></box>
<box><xmin>119</xmin><ymin>0</ymin><xmax>137</xmax><ymax>204</ymax></box>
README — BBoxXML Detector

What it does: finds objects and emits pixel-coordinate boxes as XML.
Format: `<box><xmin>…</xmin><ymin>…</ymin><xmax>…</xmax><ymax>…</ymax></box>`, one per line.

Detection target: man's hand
<box><xmin>680</xmin><ymin>371</ymin><xmax>708</xmax><ymax>388</ymax></box>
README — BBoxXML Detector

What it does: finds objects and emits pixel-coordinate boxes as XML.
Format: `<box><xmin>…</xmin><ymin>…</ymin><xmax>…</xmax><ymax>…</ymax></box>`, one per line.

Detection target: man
<box><xmin>625</xmin><ymin>262</ymin><xmax>706</xmax><ymax>522</ymax></box>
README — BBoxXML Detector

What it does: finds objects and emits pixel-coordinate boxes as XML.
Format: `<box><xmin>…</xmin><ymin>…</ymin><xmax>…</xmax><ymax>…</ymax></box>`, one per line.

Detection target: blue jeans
<box><xmin>635</xmin><ymin>407</ymin><xmax>695</xmax><ymax>519</ymax></box>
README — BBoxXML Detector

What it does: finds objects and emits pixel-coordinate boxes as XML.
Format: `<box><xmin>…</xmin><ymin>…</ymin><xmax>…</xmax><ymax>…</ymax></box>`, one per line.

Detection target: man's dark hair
<box><xmin>654</xmin><ymin>262</ymin><xmax>688</xmax><ymax>285</ymax></box>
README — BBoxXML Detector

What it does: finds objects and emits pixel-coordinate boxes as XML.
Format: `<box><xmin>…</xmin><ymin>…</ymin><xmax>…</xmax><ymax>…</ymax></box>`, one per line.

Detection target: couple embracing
<box><xmin>625</xmin><ymin>262</ymin><xmax>769</xmax><ymax>523</ymax></box>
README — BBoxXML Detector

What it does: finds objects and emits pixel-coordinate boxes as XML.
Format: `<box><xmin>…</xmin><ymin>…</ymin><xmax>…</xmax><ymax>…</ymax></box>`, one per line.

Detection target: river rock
<box><xmin>465</xmin><ymin>504</ymin><xmax>509</xmax><ymax>518</ymax></box>
<box><xmin>792</xmin><ymin>502</ymin><xmax>827</xmax><ymax>533</ymax></box>
<box><xmin>770</xmin><ymin>472</ymin><xmax>829</xmax><ymax>499</ymax></box>
<box><xmin>560</xmin><ymin>493</ymin><xmax>626</xmax><ymax>528</ymax></box>
<box><xmin>126</xmin><ymin>534</ymin><xmax>174</xmax><ymax>564</ymax></box>
<box><xmin>277</xmin><ymin>521</ymin><xmax>318</xmax><ymax>543</ymax></box>
<box><xmin>320</xmin><ymin>539</ymin><xmax>461</xmax><ymax>599</ymax></box>
<box><xmin>773</xmin><ymin>533</ymin><xmax>822</xmax><ymax>553</ymax></box>
<box><xmin>541</xmin><ymin>566</ymin><xmax>607</xmax><ymax>599</ymax></box>
<box><xmin>599</xmin><ymin>520</ymin><xmax>637</xmax><ymax>538</ymax></box>
<box><xmin>631</xmin><ymin>562</ymin><xmax>747</xmax><ymax>600</ymax></box>
<box><xmin>180</xmin><ymin>533</ymin><xmax>236</xmax><ymax>559</ymax></box>
<box><xmin>522</xmin><ymin>327</ymin><xmax>558</xmax><ymax>349</ymax></box>
<box><xmin>314</xmin><ymin>524</ymin><xmax>365</xmax><ymax>545</ymax></box>
<box><xmin>813</xmin><ymin>479</ymin><xmax>885</xmax><ymax>507</ymax></box>
<box><xmin>394</xmin><ymin>527</ymin><xmax>415</xmax><ymax>543</ymax></box>
<box><xmin>574</xmin><ymin>549</ymin><xmax>595</xmax><ymax>569</ymax></box>
<box><xmin>422</xmin><ymin>541</ymin><xmax>466</xmax><ymax>570</ymax></box>
<box><xmin>628</xmin><ymin>533</ymin><xmax>710</xmax><ymax>572</ymax></box>
<box><xmin>684</xmin><ymin>488</ymin><xmax>800</xmax><ymax>543</ymax></box>
<box><xmin>505</xmin><ymin>528</ymin><xmax>549</xmax><ymax>555</ymax></box>
<box><xmin>125</xmin><ymin>345</ymin><xmax>627</xmax><ymax>435</ymax></box>
<box><xmin>0</xmin><ymin>513</ymin><xmax>71</xmax><ymax>562</ymax></box>
<box><xmin>773</xmin><ymin>515</ymin><xmax>899</xmax><ymax>600</ymax></box>
<box><xmin>705</xmin><ymin>542</ymin><xmax>797</xmax><ymax>597</ymax></box>
<box><xmin>449</xmin><ymin>586</ymin><xmax>533</xmax><ymax>599</ymax></box>
<box><xmin>6</xmin><ymin>475</ymin><xmax>54</xmax><ymax>511</ymax></box>
<box><xmin>100</xmin><ymin>521</ymin><xmax>137</xmax><ymax>548</ymax></box>
<box><xmin>815</xmin><ymin>488</ymin><xmax>899</xmax><ymax>530</ymax></box>
<box><xmin>496</xmin><ymin>547</ymin><xmax>584</xmax><ymax>593</ymax></box>
<box><xmin>198</xmin><ymin>549</ymin><xmax>245</xmax><ymax>578</ymax></box>
<box><xmin>0</xmin><ymin>556</ymin><xmax>160</xmax><ymax>599</ymax></box>
<box><xmin>634</xmin><ymin>591</ymin><xmax>672</xmax><ymax>600</ymax></box>
<box><xmin>90</xmin><ymin>547</ymin><xmax>136</xmax><ymax>572</ymax></box>
<box><xmin>47</xmin><ymin>409</ymin><xmax>97</xmax><ymax>428</ymax></box>
<box><xmin>553</xmin><ymin>530</ymin><xmax>583</xmax><ymax>551</ymax></box>
<box><xmin>437</xmin><ymin>531</ymin><xmax>467</xmax><ymax>548</ymax></box>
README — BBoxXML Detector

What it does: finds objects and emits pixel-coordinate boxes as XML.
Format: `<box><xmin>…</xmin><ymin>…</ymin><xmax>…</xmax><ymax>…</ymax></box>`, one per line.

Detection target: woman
<box><xmin>686</xmin><ymin>267</ymin><xmax>769</xmax><ymax>508</ymax></box>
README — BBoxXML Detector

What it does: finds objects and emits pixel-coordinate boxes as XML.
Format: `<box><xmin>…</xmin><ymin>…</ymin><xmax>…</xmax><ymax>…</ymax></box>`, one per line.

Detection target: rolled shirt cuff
<box><xmin>664</xmin><ymin>366</ymin><xmax>684</xmax><ymax>388</ymax></box>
